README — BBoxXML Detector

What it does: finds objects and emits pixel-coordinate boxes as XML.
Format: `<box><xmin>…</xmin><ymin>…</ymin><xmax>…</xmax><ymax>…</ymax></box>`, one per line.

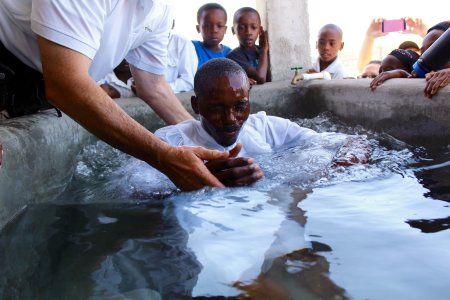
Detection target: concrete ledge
<box><xmin>292</xmin><ymin>79</ymin><xmax>450</xmax><ymax>145</ymax></box>
<box><xmin>0</xmin><ymin>79</ymin><xmax>449</xmax><ymax>228</ymax></box>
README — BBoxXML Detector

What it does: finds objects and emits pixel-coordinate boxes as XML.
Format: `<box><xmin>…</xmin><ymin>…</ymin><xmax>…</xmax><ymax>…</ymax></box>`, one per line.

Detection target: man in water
<box><xmin>155</xmin><ymin>58</ymin><xmax>370</xmax><ymax>186</ymax></box>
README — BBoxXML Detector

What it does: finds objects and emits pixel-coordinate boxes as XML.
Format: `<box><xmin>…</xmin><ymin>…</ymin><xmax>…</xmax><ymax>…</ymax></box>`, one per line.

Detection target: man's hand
<box><xmin>205</xmin><ymin>143</ymin><xmax>264</xmax><ymax>187</ymax></box>
<box><xmin>403</xmin><ymin>17</ymin><xmax>427</xmax><ymax>37</ymax></box>
<box><xmin>424</xmin><ymin>68</ymin><xmax>450</xmax><ymax>98</ymax></box>
<box><xmin>157</xmin><ymin>145</ymin><xmax>232</xmax><ymax>191</ymax></box>
<box><xmin>367</xmin><ymin>18</ymin><xmax>388</xmax><ymax>38</ymax></box>
<box><xmin>259</xmin><ymin>28</ymin><xmax>269</xmax><ymax>53</ymax></box>
<box><xmin>332</xmin><ymin>137</ymin><xmax>371</xmax><ymax>167</ymax></box>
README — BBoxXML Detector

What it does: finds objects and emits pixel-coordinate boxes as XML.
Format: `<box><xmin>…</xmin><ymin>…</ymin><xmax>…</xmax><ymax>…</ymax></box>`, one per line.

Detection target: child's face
<box><xmin>233</xmin><ymin>12</ymin><xmax>261</xmax><ymax>49</ymax></box>
<box><xmin>316</xmin><ymin>29</ymin><xmax>343</xmax><ymax>63</ymax></box>
<box><xmin>196</xmin><ymin>9</ymin><xmax>227</xmax><ymax>50</ymax></box>
<box><xmin>192</xmin><ymin>75</ymin><xmax>250</xmax><ymax>147</ymax></box>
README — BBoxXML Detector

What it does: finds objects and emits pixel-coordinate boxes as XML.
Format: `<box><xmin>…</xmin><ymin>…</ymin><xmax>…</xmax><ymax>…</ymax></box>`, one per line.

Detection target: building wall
<box><xmin>256</xmin><ymin>0</ymin><xmax>312</xmax><ymax>81</ymax></box>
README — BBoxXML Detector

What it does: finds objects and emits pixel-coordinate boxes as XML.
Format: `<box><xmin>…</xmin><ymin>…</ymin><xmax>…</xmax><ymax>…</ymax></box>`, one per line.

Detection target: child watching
<box><xmin>310</xmin><ymin>24</ymin><xmax>347</xmax><ymax>79</ymax></box>
<box><xmin>369</xmin><ymin>49</ymin><xmax>420</xmax><ymax>91</ymax></box>
<box><xmin>227</xmin><ymin>7</ymin><xmax>270</xmax><ymax>85</ymax></box>
<box><xmin>192</xmin><ymin>3</ymin><xmax>231</xmax><ymax>68</ymax></box>
<box><xmin>155</xmin><ymin>58</ymin><xmax>370</xmax><ymax>187</ymax></box>
<box><xmin>99</xmin><ymin>59</ymin><xmax>135</xmax><ymax>99</ymax></box>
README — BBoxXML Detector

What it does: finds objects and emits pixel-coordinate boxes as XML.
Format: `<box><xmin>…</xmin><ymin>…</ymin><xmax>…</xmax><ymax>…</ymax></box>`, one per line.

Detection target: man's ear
<box><xmin>340</xmin><ymin>42</ymin><xmax>344</xmax><ymax>51</ymax></box>
<box><xmin>315</xmin><ymin>41</ymin><xmax>318</xmax><ymax>49</ymax></box>
<box><xmin>191</xmin><ymin>95</ymin><xmax>199</xmax><ymax>114</ymax></box>
<box><xmin>231</xmin><ymin>26</ymin><xmax>235</xmax><ymax>35</ymax></box>
<box><xmin>196</xmin><ymin>24</ymin><xmax>200</xmax><ymax>33</ymax></box>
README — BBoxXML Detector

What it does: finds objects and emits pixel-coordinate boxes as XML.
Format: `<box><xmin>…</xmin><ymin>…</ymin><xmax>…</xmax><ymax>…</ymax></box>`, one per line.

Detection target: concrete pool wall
<box><xmin>0</xmin><ymin>79</ymin><xmax>449</xmax><ymax>229</ymax></box>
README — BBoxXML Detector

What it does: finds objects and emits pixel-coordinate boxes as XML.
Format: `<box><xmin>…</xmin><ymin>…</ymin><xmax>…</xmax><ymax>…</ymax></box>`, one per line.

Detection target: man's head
<box><xmin>196</xmin><ymin>3</ymin><xmax>228</xmax><ymax>51</ymax></box>
<box><xmin>421</xmin><ymin>21</ymin><xmax>450</xmax><ymax>69</ymax></box>
<box><xmin>316</xmin><ymin>24</ymin><xmax>344</xmax><ymax>64</ymax></box>
<box><xmin>421</xmin><ymin>21</ymin><xmax>450</xmax><ymax>54</ymax></box>
<box><xmin>360</xmin><ymin>60</ymin><xmax>381</xmax><ymax>79</ymax></box>
<box><xmin>232</xmin><ymin>7</ymin><xmax>262</xmax><ymax>50</ymax></box>
<box><xmin>380</xmin><ymin>49</ymin><xmax>419</xmax><ymax>73</ymax></box>
<box><xmin>192</xmin><ymin>58</ymin><xmax>250</xmax><ymax>147</ymax></box>
<box><xmin>398</xmin><ymin>40</ymin><xmax>420</xmax><ymax>54</ymax></box>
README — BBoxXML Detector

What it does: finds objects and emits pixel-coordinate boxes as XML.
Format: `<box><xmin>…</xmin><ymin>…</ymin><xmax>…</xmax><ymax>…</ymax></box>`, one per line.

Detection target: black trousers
<box><xmin>0</xmin><ymin>40</ymin><xmax>55</xmax><ymax>117</ymax></box>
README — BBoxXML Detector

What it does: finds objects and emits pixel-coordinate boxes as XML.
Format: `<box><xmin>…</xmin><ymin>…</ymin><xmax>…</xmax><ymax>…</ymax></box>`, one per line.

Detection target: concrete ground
<box><xmin>0</xmin><ymin>79</ymin><xmax>449</xmax><ymax>229</ymax></box>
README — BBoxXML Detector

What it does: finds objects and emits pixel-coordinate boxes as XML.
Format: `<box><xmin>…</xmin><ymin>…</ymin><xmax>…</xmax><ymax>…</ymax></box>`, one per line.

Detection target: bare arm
<box><xmin>245</xmin><ymin>28</ymin><xmax>269</xmax><ymax>84</ymax></box>
<box><xmin>357</xmin><ymin>19</ymin><xmax>387</xmax><ymax>74</ymax></box>
<box><xmin>38</xmin><ymin>36</ymin><xmax>226</xmax><ymax>191</ymax></box>
<box><xmin>369</xmin><ymin>69</ymin><xmax>411</xmax><ymax>91</ymax></box>
<box><xmin>131</xmin><ymin>66</ymin><xmax>193</xmax><ymax>125</ymax></box>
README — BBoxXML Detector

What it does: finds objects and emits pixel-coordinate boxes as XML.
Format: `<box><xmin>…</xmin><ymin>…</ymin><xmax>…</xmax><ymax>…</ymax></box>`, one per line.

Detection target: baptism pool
<box><xmin>1</xmin><ymin>111</ymin><xmax>449</xmax><ymax>300</ymax></box>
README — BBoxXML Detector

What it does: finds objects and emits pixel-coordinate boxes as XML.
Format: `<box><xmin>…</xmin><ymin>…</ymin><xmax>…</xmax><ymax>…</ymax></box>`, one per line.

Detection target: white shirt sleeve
<box><xmin>126</xmin><ymin>2</ymin><xmax>172</xmax><ymax>75</ymax></box>
<box><xmin>165</xmin><ymin>33</ymin><xmax>198</xmax><ymax>93</ymax></box>
<box><xmin>31</xmin><ymin>0</ymin><xmax>107</xmax><ymax>60</ymax></box>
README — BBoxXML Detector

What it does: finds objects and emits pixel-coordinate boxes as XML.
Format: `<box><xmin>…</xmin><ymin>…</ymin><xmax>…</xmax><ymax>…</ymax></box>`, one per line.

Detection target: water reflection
<box><xmin>2</xmin><ymin>113</ymin><xmax>449</xmax><ymax>299</ymax></box>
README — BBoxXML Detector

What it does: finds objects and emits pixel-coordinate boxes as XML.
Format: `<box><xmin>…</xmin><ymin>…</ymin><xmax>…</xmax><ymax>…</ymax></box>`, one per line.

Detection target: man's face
<box><xmin>192</xmin><ymin>75</ymin><xmax>250</xmax><ymax>147</ymax></box>
<box><xmin>316</xmin><ymin>29</ymin><xmax>343</xmax><ymax>63</ymax></box>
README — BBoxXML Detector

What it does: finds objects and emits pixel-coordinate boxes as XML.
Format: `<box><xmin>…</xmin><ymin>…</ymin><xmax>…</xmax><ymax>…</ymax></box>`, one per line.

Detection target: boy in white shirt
<box><xmin>309</xmin><ymin>24</ymin><xmax>348</xmax><ymax>79</ymax></box>
<box><xmin>155</xmin><ymin>58</ymin><xmax>370</xmax><ymax>186</ymax></box>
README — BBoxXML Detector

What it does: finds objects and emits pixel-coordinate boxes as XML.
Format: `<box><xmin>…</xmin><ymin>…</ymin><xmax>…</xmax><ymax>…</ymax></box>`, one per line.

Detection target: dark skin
<box><xmin>196</xmin><ymin>9</ymin><xmax>228</xmax><ymax>52</ymax></box>
<box><xmin>113</xmin><ymin>59</ymin><xmax>133</xmax><ymax>84</ymax></box>
<box><xmin>232</xmin><ymin>11</ymin><xmax>269</xmax><ymax>84</ymax></box>
<box><xmin>309</xmin><ymin>27</ymin><xmax>344</xmax><ymax>73</ymax></box>
<box><xmin>370</xmin><ymin>29</ymin><xmax>450</xmax><ymax>97</ymax></box>
<box><xmin>424</xmin><ymin>68</ymin><xmax>450</xmax><ymax>98</ymax></box>
<box><xmin>369</xmin><ymin>55</ymin><xmax>411</xmax><ymax>90</ymax></box>
<box><xmin>192</xmin><ymin>75</ymin><xmax>264</xmax><ymax>187</ymax></box>
<box><xmin>99</xmin><ymin>59</ymin><xmax>134</xmax><ymax>98</ymax></box>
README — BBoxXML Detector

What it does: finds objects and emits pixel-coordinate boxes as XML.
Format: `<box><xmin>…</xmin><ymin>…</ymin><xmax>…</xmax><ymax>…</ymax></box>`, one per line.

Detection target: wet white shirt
<box><xmin>311</xmin><ymin>54</ymin><xmax>347</xmax><ymax>79</ymax></box>
<box><xmin>155</xmin><ymin>111</ymin><xmax>335</xmax><ymax>157</ymax></box>
<box><xmin>164</xmin><ymin>32</ymin><xmax>198</xmax><ymax>93</ymax></box>
<box><xmin>0</xmin><ymin>0</ymin><xmax>172</xmax><ymax>81</ymax></box>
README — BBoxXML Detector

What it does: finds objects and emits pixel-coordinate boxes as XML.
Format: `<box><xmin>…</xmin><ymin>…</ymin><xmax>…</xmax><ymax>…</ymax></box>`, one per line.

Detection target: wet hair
<box><xmin>197</xmin><ymin>3</ymin><xmax>227</xmax><ymax>23</ymax></box>
<box><xmin>427</xmin><ymin>21</ymin><xmax>450</xmax><ymax>34</ymax></box>
<box><xmin>233</xmin><ymin>7</ymin><xmax>261</xmax><ymax>25</ymax></box>
<box><xmin>388</xmin><ymin>49</ymin><xmax>420</xmax><ymax>72</ymax></box>
<box><xmin>194</xmin><ymin>58</ymin><xmax>249</xmax><ymax>95</ymax></box>
<box><xmin>398</xmin><ymin>40</ymin><xmax>419</xmax><ymax>51</ymax></box>
<box><xmin>318</xmin><ymin>24</ymin><xmax>343</xmax><ymax>39</ymax></box>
